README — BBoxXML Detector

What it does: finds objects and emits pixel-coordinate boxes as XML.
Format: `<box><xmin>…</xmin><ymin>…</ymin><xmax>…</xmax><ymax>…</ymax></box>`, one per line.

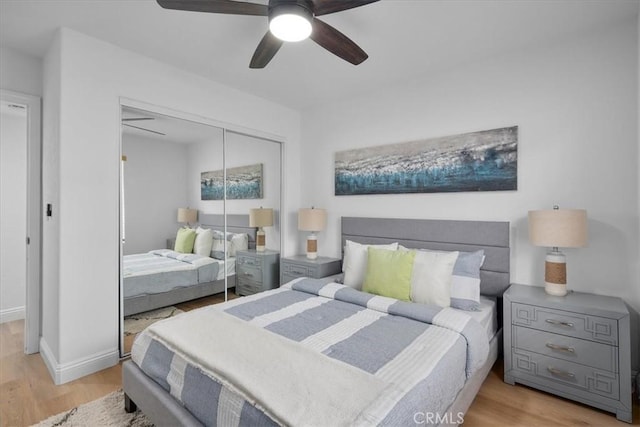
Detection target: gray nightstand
<box><xmin>504</xmin><ymin>284</ymin><xmax>632</xmax><ymax>423</ymax></box>
<box><xmin>235</xmin><ymin>249</ymin><xmax>280</xmax><ymax>296</ymax></box>
<box><xmin>280</xmin><ymin>255</ymin><xmax>342</xmax><ymax>285</ymax></box>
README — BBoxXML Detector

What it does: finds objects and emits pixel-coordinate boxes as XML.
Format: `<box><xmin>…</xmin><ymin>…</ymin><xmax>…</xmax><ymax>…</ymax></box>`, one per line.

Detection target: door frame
<box><xmin>1</xmin><ymin>89</ymin><xmax>42</xmax><ymax>354</ymax></box>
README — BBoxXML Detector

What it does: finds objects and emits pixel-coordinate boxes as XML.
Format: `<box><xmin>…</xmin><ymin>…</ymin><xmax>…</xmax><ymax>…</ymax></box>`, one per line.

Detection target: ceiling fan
<box><xmin>156</xmin><ymin>0</ymin><xmax>379</xmax><ymax>68</ymax></box>
<box><xmin>122</xmin><ymin>117</ymin><xmax>166</xmax><ymax>136</ymax></box>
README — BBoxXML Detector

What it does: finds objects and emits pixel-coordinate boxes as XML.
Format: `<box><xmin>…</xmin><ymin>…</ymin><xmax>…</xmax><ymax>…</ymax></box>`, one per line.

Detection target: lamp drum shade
<box><xmin>177</xmin><ymin>208</ymin><xmax>198</xmax><ymax>224</ymax></box>
<box><xmin>528</xmin><ymin>209</ymin><xmax>587</xmax><ymax>248</ymax></box>
<box><xmin>249</xmin><ymin>208</ymin><xmax>274</xmax><ymax>228</ymax></box>
<box><xmin>298</xmin><ymin>208</ymin><xmax>327</xmax><ymax>232</ymax></box>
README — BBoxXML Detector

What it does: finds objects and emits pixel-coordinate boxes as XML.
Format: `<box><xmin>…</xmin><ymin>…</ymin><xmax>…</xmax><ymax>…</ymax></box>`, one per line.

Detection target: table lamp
<box><xmin>528</xmin><ymin>206</ymin><xmax>587</xmax><ymax>296</ymax></box>
<box><xmin>177</xmin><ymin>208</ymin><xmax>197</xmax><ymax>228</ymax></box>
<box><xmin>298</xmin><ymin>207</ymin><xmax>327</xmax><ymax>259</ymax></box>
<box><xmin>249</xmin><ymin>207</ymin><xmax>273</xmax><ymax>252</ymax></box>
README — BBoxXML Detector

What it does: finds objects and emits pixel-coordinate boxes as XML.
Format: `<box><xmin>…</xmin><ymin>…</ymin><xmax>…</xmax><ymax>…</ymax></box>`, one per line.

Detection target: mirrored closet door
<box><xmin>225</xmin><ymin>131</ymin><xmax>282</xmax><ymax>298</ymax></box>
<box><xmin>119</xmin><ymin>105</ymin><xmax>282</xmax><ymax>357</ymax></box>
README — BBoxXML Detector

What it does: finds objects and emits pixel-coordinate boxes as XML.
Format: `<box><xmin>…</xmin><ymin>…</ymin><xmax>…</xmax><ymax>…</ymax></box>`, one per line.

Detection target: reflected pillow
<box><xmin>211</xmin><ymin>230</ymin><xmax>227</xmax><ymax>259</ymax></box>
<box><xmin>193</xmin><ymin>227</ymin><xmax>214</xmax><ymax>257</ymax></box>
<box><xmin>342</xmin><ymin>240</ymin><xmax>399</xmax><ymax>289</ymax></box>
<box><xmin>211</xmin><ymin>231</ymin><xmax>249</xmax><ymax>259</ymax></box>
<box><xmin>174</xmin><ymin>228</ymin><xmax>196</xmax><ymax>254</ymax></box>
<box><xmin>362</xmin><ymin>247</ymin><xmax>414</xmax><ymax>301</ymax></box>
<box><xmin>229</xmin><ymin>233</ymin><xmax>249</xmax><ymax>256</ymax></box>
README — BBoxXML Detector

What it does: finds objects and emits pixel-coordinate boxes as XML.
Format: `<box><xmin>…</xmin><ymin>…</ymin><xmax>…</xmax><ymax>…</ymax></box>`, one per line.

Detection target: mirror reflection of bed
<box><xmin>119</xmin><ymin>105</ymin><xmax>283</xmax><ymax>356</ymax></box>
<box><xmin>121</xmin><ymin>215</ymin><xmax>257</xmax><ymax>354</ymax></box>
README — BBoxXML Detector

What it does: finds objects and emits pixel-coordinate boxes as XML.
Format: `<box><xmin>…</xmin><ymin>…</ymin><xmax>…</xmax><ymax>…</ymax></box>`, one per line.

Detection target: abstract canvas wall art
<box><xmin>335</xmin><ymin>126</ymin><xmax>517</xmax><ymax>195</ymax></box>
<box><xmin>201</xmin><ymin>163</ymin><xmax>263</xmax><ymax>200</ymax></box>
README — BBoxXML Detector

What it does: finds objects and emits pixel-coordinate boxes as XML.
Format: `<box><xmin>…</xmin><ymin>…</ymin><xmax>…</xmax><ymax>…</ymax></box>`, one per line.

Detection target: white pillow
<box><xmin>400</xmin><ymin>245</ymin><xmax>485</xmax><ymax>311</ymax></box>
<box><xmin>193</xmin><ymin>227</ymin><xmax>214</xmax><ymax>257</ymax></box>
<box><xmin>210</xmin><ymin>231</ymin><xmax>249</xmax><ymax>259</ymax></box>
<box><xmin>211</xmin><ymin>231</ymin><xmax>227</xmax><ymax>259</ymax></box>
<box><xmin>409</xmin><ymin>249</ymin><xmax>458</xmax><ymax>307</ymax></box>
<box><xmin>229</xmin><ymin>233</ymin><xmax>249</xmax><ymax>256</ymax></box>
<box><xmin>342</xmin><ymin>240</ymin><xmax>398</xmax><ymax>289</ymax></box>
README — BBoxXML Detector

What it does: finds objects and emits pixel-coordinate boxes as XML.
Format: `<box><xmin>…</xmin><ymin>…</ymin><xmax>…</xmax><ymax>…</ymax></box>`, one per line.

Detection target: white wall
<box><xmin>0</xmin><ymin>46</ymin><xmax>42</xmax><ymax>96</ymax></box>
<box><xmin>41</xmin><ymin>28</ymin><xmax>301</xmax><ymax>383</ymax></box>
<box><xmin>186</xmin><ymin>138</ymin><xmax>224</xmax><ymax>214</ymax></box>
<box><xmin>302</xmin><ymin>20</ymin><xmax>639</xmax><ymax>367</ymax></box>
<box><xmin>122</xmin><ymin>135</ymin><xmax>189</xmax><ymax>255</ymax></box>
<box><xmin>41</xmin><ymin>34</ymin><xmax>61</xmax><ymax>362</ymax></box>
<box><xmin>0</xmin><ymin>109</ymin><xmax>27</xmax><ymax>323</ymax></box>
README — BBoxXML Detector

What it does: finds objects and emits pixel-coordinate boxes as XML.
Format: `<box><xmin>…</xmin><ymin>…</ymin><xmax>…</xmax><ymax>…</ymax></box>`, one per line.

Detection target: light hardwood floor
<box><xmin>2</xmin><ymin>294</ymin><xmax>638</xmax><ymax>426</ymax></box>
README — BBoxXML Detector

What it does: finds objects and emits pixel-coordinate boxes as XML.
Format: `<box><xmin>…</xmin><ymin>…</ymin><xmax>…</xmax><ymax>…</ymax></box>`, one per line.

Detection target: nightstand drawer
<box><xmin>513</xmin><ymin>326</ymin><xmax>618</xmax><ymax>372</ymax></box>
<box><xmin>237</xmin><ymin>256</ymin><xmax>263</xmax><ymax>268</ymax></box>
<box><xmin>282</xmin><ymin>263</ymin><xmax>310</xmax><ymax>277</ymax></box>
<box><xmin>512</xmin><ymin>303</ymin><xmax>618</xmax><ymax>345</ymax></box>
<box><xmin>236</xmin><ymin>280</ymin><xmax>262</xmax><ymax>296</ymax></box>
<box><xmin>512</xmin><ymin>349</ymin><xmax>619</xmax><ymax>400</ymax></box>
<box><xmin>238</xmin><ymin>266</ymin><xmax>263</xmax><ymax>284</ymax></box>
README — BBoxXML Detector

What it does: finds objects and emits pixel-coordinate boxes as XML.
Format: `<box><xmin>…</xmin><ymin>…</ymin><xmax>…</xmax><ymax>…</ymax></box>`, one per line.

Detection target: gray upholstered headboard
<box><xmin>199</xmin><ymin>213</ymin><xmax>257</xmax><ymax>250</ymax></box>
<box><xmin>341</xmin><ymin>217</ymin><xmax>510</xmax><ymax>296</ymax></box>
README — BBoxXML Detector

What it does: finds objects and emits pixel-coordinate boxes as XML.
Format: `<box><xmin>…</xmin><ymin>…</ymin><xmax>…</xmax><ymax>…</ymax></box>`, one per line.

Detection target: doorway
<box><xmin>0</xmin><ymin>89</ymin><xmax>42</xmax><ymax>354</ymax></box>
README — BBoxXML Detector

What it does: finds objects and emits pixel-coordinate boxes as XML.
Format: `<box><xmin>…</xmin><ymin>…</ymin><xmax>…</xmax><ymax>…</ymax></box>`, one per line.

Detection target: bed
<box><xmin>123</xmin><ymin>216</ymin><xmax>510</xmax><ymax>426</ymax></box>
<box><xmin>122</xmin><ymin>214</ymin><xmax>256</xmax><ymax>316</ymax></box>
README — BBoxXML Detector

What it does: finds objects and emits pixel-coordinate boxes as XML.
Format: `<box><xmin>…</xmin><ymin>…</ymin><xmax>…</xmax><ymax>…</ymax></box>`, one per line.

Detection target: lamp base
<box><xmin>306</xmin><ymin>234</ymin><xmax>318</xmax><ymax>260</ymax></box>
<box><xmin>256</xmin><ymin>229</ymin><xmax>265</xmax><ymax>252</ymax></box>
<box><xmin>544</xmin><ymin>251</ymin><xmax>567</xmax><ymax>296</ymax></box>
<box><xmin>545</xmin><ymin>282</ymin><xmax>568</xmax><ymax>296</ymax></box>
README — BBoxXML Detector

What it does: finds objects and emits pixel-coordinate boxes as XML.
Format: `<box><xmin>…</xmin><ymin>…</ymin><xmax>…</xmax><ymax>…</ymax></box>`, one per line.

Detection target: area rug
<box><xmin>124</xmin><ymin>306</ymin><xmax>184</xmax><ymax>336</ymax></box>
<box><xmin>32</xmin><ymin>390</ymin><xmax>153</xmax><ymax>427</ymax></box>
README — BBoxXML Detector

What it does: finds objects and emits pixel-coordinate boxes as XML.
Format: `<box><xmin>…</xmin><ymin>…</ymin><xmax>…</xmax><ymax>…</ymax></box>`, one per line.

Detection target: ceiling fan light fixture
<box><xmin>269</xmin><ymin>4</ymin><xmax>312</xmax><ymax>42</ymax></box>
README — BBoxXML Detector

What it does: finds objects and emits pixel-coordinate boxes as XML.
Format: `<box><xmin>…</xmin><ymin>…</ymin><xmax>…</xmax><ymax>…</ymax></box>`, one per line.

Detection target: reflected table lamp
<box><xmin>177</xmin><ymin>208</ymin><xmax>198</xmax><ymax>228</ymax></box>
<box><xmin>250</xmin><ymin>207</ymin><xmax>273</xmax><ymax>252</ymax></box>
<box><xmin>528</xmin><ymin>206</ymin><xmax>587</xmax><ymax>296</ymax></box>
<box><xmin>298</xmin><ymin>207</ymin><xmax>327</xmax><ymax>260</ymax></box>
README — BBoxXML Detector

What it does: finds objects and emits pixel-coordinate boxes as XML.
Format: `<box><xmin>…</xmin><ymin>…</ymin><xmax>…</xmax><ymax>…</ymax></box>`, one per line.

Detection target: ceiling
<box><xmin>1</xmin><ymin>0</ymin><xmax>638</xmax><ymax>110</ymax></box>
<box><xmin>122</xmin><ymin>106</ymin><xmax>222</xmax><ymax>143</ymax></box>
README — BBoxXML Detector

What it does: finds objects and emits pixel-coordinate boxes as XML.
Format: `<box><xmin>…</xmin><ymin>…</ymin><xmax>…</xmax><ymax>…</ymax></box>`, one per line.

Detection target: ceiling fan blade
<box><xmin>157</xmin><ymin>0</ymin><xmax>268</xmax><ymax>16</ymax></box>
<box><xmin>122</xmin><ymin>118</ymin><xmax>155</xmax><ymax>122</ymax></box>
<box><xmin>310</xmin><ymin>18</ymin><xmax>368</xmax><ymax>65</ymax></box>
<box><xmin>249</xmin><ymin>31</ymin><xmax>284</xmax><ymax>69</ymax></box>
<box><xmin>122</xmin><ymin>123</ymin><xmax>166</xmax><ymax>136</ymax></box>
<box><xmin>312</xmin><ymin>0</ymin><xmax>379</xmax><ymax>16</ymax></box>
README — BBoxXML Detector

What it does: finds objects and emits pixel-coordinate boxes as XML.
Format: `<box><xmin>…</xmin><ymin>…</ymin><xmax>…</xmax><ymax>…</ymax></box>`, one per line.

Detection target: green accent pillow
<box><xmin>362</xmin><ymin>247</ymin><xmax>415</xmax><ymax>301</ymax></box>
<box><xmin>174</xmin><ymin>227</ymin><xmax>196</xmax><ymax>253</ymax></box>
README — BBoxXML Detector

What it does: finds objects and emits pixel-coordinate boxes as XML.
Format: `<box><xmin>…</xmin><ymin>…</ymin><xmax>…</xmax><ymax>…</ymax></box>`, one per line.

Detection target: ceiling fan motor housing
<box><xmin>268</xmin><ymin>0</ymin><xmax>314</xmax><ymax>24</ymax></box>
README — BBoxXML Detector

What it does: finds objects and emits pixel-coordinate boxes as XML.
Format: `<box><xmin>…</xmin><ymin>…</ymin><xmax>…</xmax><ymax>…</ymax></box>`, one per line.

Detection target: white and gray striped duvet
<box><xmin>131</xmin><ymin>278</ymin><xmax>490</xmax><ymax>426</ymax></box>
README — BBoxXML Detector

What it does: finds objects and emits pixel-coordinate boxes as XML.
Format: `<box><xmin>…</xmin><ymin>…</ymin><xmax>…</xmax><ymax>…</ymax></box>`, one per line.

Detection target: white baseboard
<box><xmin>39</xmin><ymin>337</ymin><xmax>119</xmax><ymax>385</ymax></box>
<box><xmin>0</xmin><ymin>306</ymin><xmax>25</xmax><ymax>323</ymax></box>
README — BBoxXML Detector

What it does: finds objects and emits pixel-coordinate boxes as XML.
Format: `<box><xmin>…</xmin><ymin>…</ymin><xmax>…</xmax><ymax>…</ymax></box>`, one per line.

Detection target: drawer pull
<box><xmin>547</xmin><ymin>366</ymin><xmax>575</xmax><ymax>379</ymax></box>
<box><xmin>545</xmin><ymin>319</ymin><xmax>574</xmax><ymax>328</ymax></box>
<box><xmin>545</xmin><ymin>343</ymin><xmax>575</xmax><ymax>353</ymax></box>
